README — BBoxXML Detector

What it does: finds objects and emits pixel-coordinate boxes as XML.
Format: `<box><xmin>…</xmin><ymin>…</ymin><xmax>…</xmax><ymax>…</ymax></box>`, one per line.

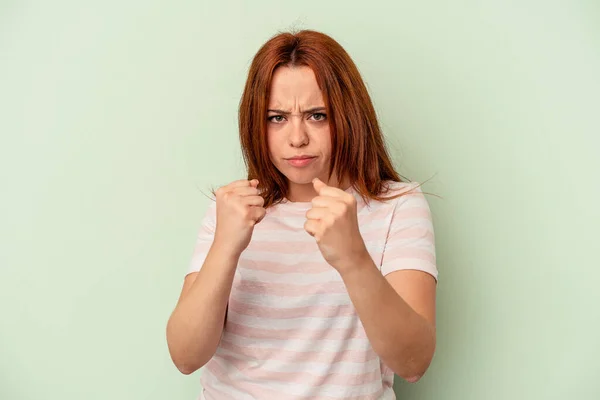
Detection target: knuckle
<box><xmin>342</xmin><ymin>194</ymin><xmax>354</xmax><ymax>204</ymax></box>
<box><xmin>239</xmin><ymin>204</ymin><xmax>249</xmax><ymax>215</ymax></box>
<box><xmin>304</xmin><ymin>221</ymin><xmax>315</xmax><ymax>234</ymax></box>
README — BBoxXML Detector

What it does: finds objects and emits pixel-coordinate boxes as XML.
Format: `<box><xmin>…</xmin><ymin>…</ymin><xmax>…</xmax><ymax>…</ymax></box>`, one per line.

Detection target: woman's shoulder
<box><xmin>377</xmin><ymin>180</ymin><xmax>425</xmax><ymax>202</ymax></box>
<box><xmin>361</xmin><ymin>180</ymin><xmax>433</xmax><ymax>228</ymax></box>
<box><xmin>361</xmin><ymin>180</ymin><xmax>430</xmax><ymax>216</ymax></box>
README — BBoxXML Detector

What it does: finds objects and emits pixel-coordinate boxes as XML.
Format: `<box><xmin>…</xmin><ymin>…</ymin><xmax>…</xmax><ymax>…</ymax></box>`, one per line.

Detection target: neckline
<box><xmin>277</xmin><ymin>185</ymin><xmax>358</xmax><ymax>211</ymax></box>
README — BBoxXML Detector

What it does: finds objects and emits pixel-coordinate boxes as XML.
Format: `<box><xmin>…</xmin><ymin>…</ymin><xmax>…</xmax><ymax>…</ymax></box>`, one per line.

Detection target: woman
<box><xmin>166</xmin><ymin>30</ymin><xmax>438</xmax><ymax>399</ymax></box>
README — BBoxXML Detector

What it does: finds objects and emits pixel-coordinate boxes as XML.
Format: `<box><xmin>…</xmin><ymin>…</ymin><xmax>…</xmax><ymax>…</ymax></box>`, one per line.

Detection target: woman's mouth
<box><xmin>285</xmin><ymin>156</ymin><xmax>317</xmax><ymax>168</ymax></box>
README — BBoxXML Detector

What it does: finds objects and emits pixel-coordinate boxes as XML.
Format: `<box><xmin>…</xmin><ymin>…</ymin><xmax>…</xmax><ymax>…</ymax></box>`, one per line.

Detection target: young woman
<box><xmin>167</xmin><ymin>30</ymin><xmax>438</xmax><ymax>400</ymax></box>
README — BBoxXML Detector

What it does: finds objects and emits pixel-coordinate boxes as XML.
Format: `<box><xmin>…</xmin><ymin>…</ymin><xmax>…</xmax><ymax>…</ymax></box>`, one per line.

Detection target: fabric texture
<box><xmin>187</xmin><ymin>181</ymin><xmax>437</xmax><ymax>399</ymax></box>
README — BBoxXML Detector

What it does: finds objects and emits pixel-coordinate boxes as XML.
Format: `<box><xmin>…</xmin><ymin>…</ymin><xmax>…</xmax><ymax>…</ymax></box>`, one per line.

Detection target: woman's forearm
<box><xmin>166</xmin><ymin>243</ymin><xmax>239</xmax><ymax>374</ymax></box>
<box><xmin>339</xmin><ymin>258</ymin><xmax>436</xmax><ymax>382</ymax></box>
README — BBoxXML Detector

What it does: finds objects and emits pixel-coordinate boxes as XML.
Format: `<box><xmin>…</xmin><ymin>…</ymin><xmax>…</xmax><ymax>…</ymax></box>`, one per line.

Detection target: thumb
<box><xmin>312</xmin><ymin>177</ymin><xmax>327</xmax><ymax>193</ymax></box>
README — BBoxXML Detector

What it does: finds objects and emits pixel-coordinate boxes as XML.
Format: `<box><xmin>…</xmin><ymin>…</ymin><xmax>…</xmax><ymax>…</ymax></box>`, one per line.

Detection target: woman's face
<box><xmin>266</xmin><ymin>66</ymin><xmax>337</xmax><ymax>200</ymax></box>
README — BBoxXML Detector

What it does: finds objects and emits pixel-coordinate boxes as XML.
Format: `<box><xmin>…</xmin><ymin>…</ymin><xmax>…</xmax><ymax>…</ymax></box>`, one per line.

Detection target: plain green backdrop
<box><xmin>1</xmin><ymin>1</ymin><xmax>599</xmax><ymax>399</ymax></box>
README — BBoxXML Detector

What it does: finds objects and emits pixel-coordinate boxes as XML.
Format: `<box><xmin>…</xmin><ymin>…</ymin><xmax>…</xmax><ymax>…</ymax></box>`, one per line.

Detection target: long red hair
<box><xmin>239</xmin><ymin>30</ymin><xmax>417</xmax><ymax>207</ymax></box>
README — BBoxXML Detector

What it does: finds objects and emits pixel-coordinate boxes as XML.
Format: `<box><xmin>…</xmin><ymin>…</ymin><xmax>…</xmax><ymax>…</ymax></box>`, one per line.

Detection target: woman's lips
<box><xmin>286</xmin><ymin>156</ymin><xmax>317</xmax><ymax>167</ymax></box>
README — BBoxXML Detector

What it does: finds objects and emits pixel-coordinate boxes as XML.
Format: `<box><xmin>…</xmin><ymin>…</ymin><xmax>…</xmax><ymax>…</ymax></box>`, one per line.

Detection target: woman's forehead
<box><xmin>268</xmin><ymin>66</ymin><xmax>324</xmax><ymax>109</ymax></box>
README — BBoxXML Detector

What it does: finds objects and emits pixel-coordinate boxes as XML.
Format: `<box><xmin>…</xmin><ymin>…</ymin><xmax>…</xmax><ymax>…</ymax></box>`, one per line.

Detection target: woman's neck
<box><xmin>286</xmin><ymin>176</ymin><xmax>350</xmax><ymax>203</ymax></box>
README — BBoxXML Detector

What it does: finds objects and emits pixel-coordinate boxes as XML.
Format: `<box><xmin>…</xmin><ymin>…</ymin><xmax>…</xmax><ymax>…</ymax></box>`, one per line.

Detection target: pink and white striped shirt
<box><xmin>187</xmin><ymin>181</ymin><xmax>438</xmax><ymax>399</ymax></box>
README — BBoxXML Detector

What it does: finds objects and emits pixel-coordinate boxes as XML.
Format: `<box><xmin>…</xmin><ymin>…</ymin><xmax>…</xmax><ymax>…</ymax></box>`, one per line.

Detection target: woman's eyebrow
<box><xmin>267</xmin><ymin>106</ymin><xmax>326</xmax><ymax>114</ymax></box>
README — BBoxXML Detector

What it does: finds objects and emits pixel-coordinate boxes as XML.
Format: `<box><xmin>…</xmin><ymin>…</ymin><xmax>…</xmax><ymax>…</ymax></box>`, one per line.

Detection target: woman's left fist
<box><xmin>304</xmin><ymin>178</ymin><xmax>370</xmax><ymax>273</ymax></box>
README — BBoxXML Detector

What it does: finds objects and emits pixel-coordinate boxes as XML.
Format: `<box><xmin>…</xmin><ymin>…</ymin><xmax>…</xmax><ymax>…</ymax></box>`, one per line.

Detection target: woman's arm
<box><xmin>304</xmin><ymin>179</ymin><xmax>437</xmax><ymax>382</ymax></box>
<box><xmin>340</xmin><ymin>259</ymin><xmax>436</xmax><ymax>382</ymax></box>
<box><xmin>166</xmin><ymin>244</ymin><xmax>239</xmax><ymax>375</ymax></box>
<box><xmin>167</xmin><ymin>179</ymin><xmax>266</xmax><ymax>375</ymax></box>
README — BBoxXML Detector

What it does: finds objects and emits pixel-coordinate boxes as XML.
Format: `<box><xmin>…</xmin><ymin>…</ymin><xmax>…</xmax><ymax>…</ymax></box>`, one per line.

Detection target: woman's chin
<box><xmin>283</xmin><ymin>173</ymin><xmax>320</xmax><ymax>186</ymax></box>
<box><xmin>286</xmin><ymin>176</ymin><xmax>316</xmax><ymax>185</ymax></box>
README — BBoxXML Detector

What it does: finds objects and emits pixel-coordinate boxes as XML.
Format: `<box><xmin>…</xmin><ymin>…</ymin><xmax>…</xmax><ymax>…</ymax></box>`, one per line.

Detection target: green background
<box><xmin>1</xmin><ymin>1</ymin><xmax>599</xmax><ymax>399</ymax></box>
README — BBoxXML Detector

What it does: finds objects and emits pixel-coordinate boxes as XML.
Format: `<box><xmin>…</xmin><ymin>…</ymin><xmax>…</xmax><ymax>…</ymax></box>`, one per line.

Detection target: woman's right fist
<box><xmin>213</xmin><ymin>179</ymin><xmax>266</xmax><ymax>257</ymax></box>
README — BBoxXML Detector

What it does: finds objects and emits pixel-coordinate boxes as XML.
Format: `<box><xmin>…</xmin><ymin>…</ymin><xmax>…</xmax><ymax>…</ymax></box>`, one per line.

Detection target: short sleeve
<box><xmin>186</xmin><ymin>201</ymin><xmax>217</xmax><ymax>275</ymax></box>
<box><xmin>380</xmin><ymin>184</ymin><xmax>438</xmax><ymax>281</ymax></box>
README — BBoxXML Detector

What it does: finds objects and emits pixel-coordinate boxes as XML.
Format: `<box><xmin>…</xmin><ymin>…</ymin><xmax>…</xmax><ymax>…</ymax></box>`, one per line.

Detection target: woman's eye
<box><xmin>311</xmin><ymin>113</ymin><xmax>327</xmax><ymax>121</ymax></box>
<box><xmin>268</xmin><ymin>115</ymin><xmax>285</xmax><ymax>123</ymax></box>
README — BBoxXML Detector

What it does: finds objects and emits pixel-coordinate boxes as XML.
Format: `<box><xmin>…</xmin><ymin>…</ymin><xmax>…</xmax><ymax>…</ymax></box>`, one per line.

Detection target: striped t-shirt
<box><xmin>187</xmin><ymin>181</ymin><xmax>438</xmax><ymax>400</ymax></box>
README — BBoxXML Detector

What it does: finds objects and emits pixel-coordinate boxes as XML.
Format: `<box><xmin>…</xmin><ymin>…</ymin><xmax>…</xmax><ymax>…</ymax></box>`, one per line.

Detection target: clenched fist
<box><xmin>214</xmin><ymin>179</ymin><xmax>266</xmax><ymax>257</ymax></box>
<box><xmin>304</xmin><ymin>178</ymin><xmax>370</xmax><ymax>273</ymax></box>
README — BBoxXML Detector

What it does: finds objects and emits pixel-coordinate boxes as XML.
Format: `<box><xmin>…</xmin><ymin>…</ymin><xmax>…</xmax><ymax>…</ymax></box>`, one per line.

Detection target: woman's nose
<box><xmin>288</xmin><ymin>118</ymin><xmax>309</xmax><ymax>147</ymax></box>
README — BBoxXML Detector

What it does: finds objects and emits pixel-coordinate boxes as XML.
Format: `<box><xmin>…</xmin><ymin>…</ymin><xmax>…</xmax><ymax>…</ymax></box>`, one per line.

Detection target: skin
<box><xmin>266</xmin><ymin>65</ymin><xmax>345</xmax><ymax>202</ymax></box>
<box><xmin>166</xmin><ymin>66</ymin><xmax>437</xmax><ymax>382</ymax></box>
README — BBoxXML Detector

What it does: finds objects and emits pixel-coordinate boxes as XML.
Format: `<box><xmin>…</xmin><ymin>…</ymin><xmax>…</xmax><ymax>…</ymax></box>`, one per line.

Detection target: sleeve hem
<box><xmin>381</xmin><ymin>264</ymin><xmax>438</xmax><ymax>282</ymax></box>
